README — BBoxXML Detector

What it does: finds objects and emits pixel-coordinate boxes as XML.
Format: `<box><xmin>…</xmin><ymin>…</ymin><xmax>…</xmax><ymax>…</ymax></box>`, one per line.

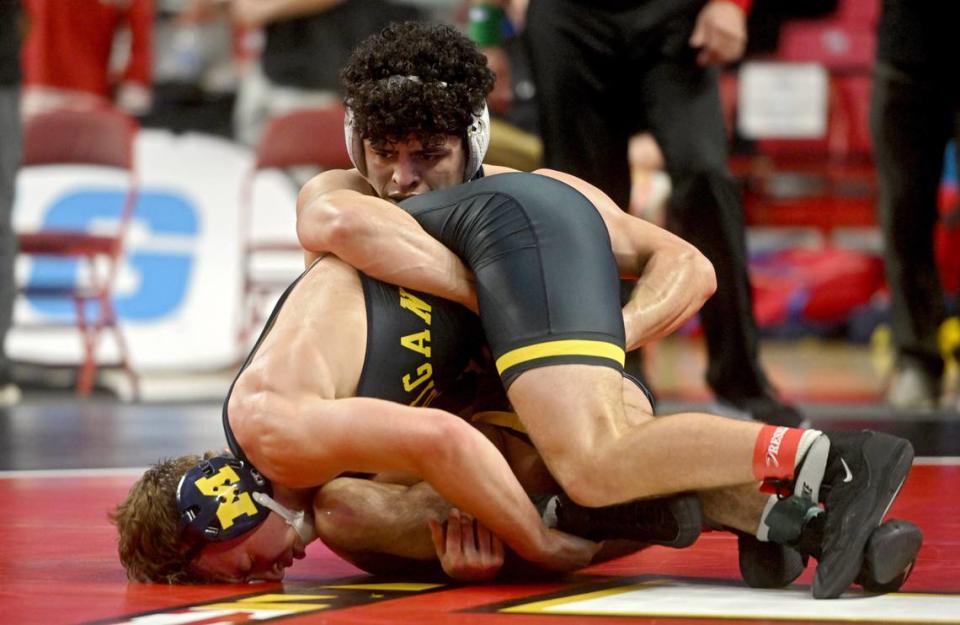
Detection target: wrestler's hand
<box><xmin>429</xmin><ymin>508</ymin><xmax>505</xmax><ymax>582</ymax></box>
<box><xmin>689</xmin><ymin>0</ymin><xmax>747</xmax><ymax>66</ymax></box>
<box><xmin>532</xmin><ymin>528</ymin><xmax>600</xmax><ymax>573</ymax></box>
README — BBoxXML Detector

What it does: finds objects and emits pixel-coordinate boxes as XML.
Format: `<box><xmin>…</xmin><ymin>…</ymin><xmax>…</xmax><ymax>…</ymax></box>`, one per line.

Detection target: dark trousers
<box><xmin>0</xmin><ymin>85</ymin><xmax>20</xmax><ymax>374</ymax></box>
<box><xmin>871</xmin><ymin>62</ymin><xmax>960</xmax><ymax>379</ymax></box>
<box><xmin>524</xmin><ymin>0</ymin><xmax>767</xmax><ymax>397</ymax></box>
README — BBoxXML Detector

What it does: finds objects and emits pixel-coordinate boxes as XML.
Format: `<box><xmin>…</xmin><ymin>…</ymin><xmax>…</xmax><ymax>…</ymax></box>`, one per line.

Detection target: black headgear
<box><xmin>176</xmin><ymin>456</ymin><xmax>273</xmax><ymax>543</ymax></box>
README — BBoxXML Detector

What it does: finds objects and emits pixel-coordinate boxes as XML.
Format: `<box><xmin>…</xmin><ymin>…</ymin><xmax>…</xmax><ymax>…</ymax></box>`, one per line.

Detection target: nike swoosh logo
<box><xmin>841</xmin><ymin>458</ymin><xmax>854</xmax><ymax>483</ymax></box>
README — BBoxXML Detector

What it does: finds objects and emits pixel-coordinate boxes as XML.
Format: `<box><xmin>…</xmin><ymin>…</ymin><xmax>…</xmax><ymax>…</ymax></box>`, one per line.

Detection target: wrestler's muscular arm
<box><xmin>533</xmin><ymin>169</ymin><xmax>717</xmax><ymax>350</ymax></box>
<box><xmin>296</xmin><ymin>170</ymin><xmax>479</xmax><ymax>312</ymax></box>
<box><xmin>227</xmin><ymin>382</ymin><xmax>596</xmax><ymax>573</ymax></box>
<box><xmin>296</xmin><ymin>166</ymin><xmax>714</xmax><ymax>348</ymax></box>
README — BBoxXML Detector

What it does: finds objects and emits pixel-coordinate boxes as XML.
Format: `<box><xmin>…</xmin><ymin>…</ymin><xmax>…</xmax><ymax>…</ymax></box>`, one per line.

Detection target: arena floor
<box><xmin>2</xmin><ymin>337</ymin><xmax>958</xmax><ymax>625</ymax></box>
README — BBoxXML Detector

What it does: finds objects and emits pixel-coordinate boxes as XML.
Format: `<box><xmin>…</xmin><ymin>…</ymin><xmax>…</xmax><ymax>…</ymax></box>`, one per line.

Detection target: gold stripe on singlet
<box><xmin>495</xmin><ymin>339</ymin><xmax>625</xmax><ymax>375</ymax></box>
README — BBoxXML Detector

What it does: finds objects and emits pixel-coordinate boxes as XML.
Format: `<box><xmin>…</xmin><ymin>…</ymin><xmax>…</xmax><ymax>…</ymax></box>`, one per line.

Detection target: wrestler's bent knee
<box><xmin>545</xmin><ymin>453</ymin><xmax>625</xmax><ymax>509</ymax></box>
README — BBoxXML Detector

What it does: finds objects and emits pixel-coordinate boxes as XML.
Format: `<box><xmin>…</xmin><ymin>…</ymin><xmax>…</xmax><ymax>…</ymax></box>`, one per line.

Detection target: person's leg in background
<box><xmin>0</xmin><ymin>82</ymin><xmax>21</xmax><ymax>405</ymax></box>
<box><xmin>637</xmin><ymin>3</ymin><xmax>802</xmax><ymax>427</ymax></box>
<box><xmin>871</xmin><ymin>62</ymin><xmax>953</xmax><ymax>410</ymax></box>
<box><xmin>524</xmin><ymin>1</ymin><xmax>632</xmax><ymax>208</ymax></box>
<box><xmin>524</xmin><ymin>0</ymin><xmax>649</xmax><ymax>383</ymax></box>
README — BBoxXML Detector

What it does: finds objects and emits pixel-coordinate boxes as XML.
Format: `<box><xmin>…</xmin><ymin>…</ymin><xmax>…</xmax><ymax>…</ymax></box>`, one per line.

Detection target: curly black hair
<box><xmin>341</xmin><ymin>21</ymin><xmax>494</xmax><ymax>144</ymax></box>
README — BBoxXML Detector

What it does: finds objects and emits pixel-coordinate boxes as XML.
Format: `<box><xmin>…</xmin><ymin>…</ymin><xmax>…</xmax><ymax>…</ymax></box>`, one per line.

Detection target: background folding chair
<box><xmin>15</xmin><ymin>107</ymin><xmax>140</xmax><ymax>398</ymax></box>
<box><xmin>238</xmin><ymin>105</ymin><xmax>353</xmax><ymax>344</ymax></box>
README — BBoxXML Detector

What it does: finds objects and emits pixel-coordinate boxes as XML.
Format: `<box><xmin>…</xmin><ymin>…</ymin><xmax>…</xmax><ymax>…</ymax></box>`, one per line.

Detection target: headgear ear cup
<box><xmin>463</xmin><ymin>103</ymin><xmax>491</xmax><ymax>182</ymax></box>
<box><xmin>343</xmin><ymin>103</ymin><xmax>491</xmax><ymax>181</ymax></box>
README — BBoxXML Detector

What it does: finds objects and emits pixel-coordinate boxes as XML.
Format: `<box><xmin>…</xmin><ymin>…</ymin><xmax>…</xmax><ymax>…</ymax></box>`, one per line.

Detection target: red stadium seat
<box><xmin>237</xmin><ymin>105</ymin><xmax>353</xmax><ymax>343</ymax></box>
<box><xmin>778</xmin><ymin>21</ymin><xmax>875</xmax><ymax>72</ymax></box>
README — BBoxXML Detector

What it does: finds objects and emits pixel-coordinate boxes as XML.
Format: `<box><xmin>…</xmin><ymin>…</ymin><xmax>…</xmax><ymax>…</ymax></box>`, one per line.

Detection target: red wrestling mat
<box><xmin>1</xmin><ymin>463</ymin><xmax>958</xmax><ymax>625</ymax></box>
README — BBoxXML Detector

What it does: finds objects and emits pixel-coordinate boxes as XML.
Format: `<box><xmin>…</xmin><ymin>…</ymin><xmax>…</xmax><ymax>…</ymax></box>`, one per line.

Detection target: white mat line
<box><xmin>913</xmin><ymin>456</ymin><xmax>960</xmax><ymax>465</ymax></box>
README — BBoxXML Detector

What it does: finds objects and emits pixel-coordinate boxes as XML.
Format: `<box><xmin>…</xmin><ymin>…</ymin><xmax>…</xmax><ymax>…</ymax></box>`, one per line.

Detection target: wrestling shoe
<box><xmin>886</xmin><ymin>362</ymin><xmax>940</xmax><ymax>411</ymax></box>
<box><xmin>540</xmin><ymin>492</ymin><xmax>703</xmax><ymax>547</ymax></box>
<box><xmin>856</xmin><ymin>519</ymin><xmax>923</xmax><ymax>593</ymax></box>
<box><xmin>813</xmin><ymin>430</ymin><xmax>914</xmax><ymax>599</ymax></box>
<box><xmin>737</xmin><ymin>533</ymin><xmax>807</xmax><ymax>589</ymax></box>
<box><xmin>737</xmin><ymin>518</ymin><xmax>922</xmax><ymax>592</ymax></box>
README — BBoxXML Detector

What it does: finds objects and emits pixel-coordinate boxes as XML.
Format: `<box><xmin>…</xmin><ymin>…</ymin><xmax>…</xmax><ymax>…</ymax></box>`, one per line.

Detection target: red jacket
<box><xmin>22</xmin><ymin>0</ymin><xmax>153</xmax><ymax>97</ymax></box>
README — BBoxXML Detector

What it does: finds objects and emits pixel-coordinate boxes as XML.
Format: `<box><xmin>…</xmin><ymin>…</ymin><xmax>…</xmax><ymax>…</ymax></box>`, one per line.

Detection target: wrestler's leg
<box><xmin>508</xmin><ymin>364</ymin><xmax>763</xmax><ymax>507</ymax></box>
<box><xmin>313</xmin><ymin>478</ymin><xmax>448</xmax><ymax>566</ymax></box>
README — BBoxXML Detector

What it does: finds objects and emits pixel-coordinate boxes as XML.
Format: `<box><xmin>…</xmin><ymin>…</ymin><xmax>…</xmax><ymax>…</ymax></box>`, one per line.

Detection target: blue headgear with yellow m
<box><xmin>177</xmin><ymin>455</ymin><xmax>317</xmax><ymax>545</ymax></box>
<box><xmin>176</xmin><ymin>455</ymin><xmax>273</xmax><ymax>542</ymax></box>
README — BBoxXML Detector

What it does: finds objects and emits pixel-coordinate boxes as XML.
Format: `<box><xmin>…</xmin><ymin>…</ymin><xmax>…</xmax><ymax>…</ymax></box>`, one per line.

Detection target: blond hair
<box><xmin>110</xmin><ymin>452</ymin><xmax>218</xmax><ymax>583</ymax></box>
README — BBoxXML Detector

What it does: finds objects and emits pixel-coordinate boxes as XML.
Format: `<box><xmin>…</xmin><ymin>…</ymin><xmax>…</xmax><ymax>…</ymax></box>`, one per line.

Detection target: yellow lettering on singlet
<box><xmin>402</xmin><ymin>363</ymin><xmax>433</xmax><ymax>391</ymax></box>
<box><xmin>400</xmin><ymin>330</ymin><xmax>432</xmax><ymax>358</ymax></box>
<box><xmin>410</xmin><ymin>380</ymin><xmax>438</xmax><ymax>407</ymax></box>
<box><xmin>399</xmin><ymin>287</ymin><xmax>432</xmax><ymax>325</ymax></box>
<box><xmin>192</xmin><ymin>465</ymin><xmax>259</xmax><ymax>530</ymax></box>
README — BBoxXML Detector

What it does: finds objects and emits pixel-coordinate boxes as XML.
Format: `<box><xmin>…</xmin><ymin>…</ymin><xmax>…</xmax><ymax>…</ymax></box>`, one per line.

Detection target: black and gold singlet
<box><xmin>222</xmin><ymin>258</ymin><xmax>499</xmax><ymax>462</ymax></box>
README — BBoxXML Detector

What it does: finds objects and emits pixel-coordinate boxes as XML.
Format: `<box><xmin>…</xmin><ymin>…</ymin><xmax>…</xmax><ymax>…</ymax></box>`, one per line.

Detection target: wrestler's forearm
<box><xmin>233</xmin><ymin>393</ymin><xmax>566</xmax><ymax>566</ymax></box>
<box><xmin>297</xmin><ymin>187</ymin><xmax>479</xmax><ymax>312</ymax></box>
<box><xmin>530</xmin><ymin>169</ymin><xmax>717</xmax><ymax>347</ymax></box>
<box><xmin>622</xmin><ymin>247</ymin><xmax>716</xmax><ymax>349</ymax></box>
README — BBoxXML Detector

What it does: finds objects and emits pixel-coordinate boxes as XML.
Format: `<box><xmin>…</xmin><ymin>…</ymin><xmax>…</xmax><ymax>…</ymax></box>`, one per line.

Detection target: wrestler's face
<box><xmin>363</xmin><ymin>134</ymin><xmax>465</xmax><ymax>202</ymax></box>
<box><xmin>191</xmin><ymin>512</ymin><xmax>307</xmax><ymax>583</ymax></box>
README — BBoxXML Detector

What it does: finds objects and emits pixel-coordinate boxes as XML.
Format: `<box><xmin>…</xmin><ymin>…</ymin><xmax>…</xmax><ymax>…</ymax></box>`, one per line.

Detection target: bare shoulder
<box><xmin>298</xmin><ymin>168</ymin><xmax>374</xmax><ymax>205</ymax></box>
<box><xmin>232</xmin><ymin>256</ymin><xmax>367</xmax><ymax>407</ymax></box>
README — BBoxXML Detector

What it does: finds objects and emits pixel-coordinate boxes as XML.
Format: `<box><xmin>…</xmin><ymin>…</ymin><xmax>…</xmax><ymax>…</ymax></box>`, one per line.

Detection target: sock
<box><xmin>755</xmin><ymin>495</ymin><xmax>779</xmax><ymax>542</ymax></box>
<box><xmin>752</xmin><ymin>426</ymin><xmax>825</xmax><ymax>486</ymax></box>
<box><xmin>793</xmin><ymin>434</ymin><xmax>831</xmax><ymax>502</ymax></box>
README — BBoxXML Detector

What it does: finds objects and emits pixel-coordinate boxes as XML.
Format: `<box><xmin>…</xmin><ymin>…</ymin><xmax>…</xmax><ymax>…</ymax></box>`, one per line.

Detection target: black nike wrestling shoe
<box><xmin>813</xmin><ymin>430</ymin><xmax>914</xmax><ymax>599</ymax></box>
<box><xmin>737</xmin><ymin>533</ymin><xmax>808</xmax><ymax>589</ymax></box>
<box><xmin>856</xmin><ymin>519</ymin><xmax>923</xmax><ymax>593</ymax></box>
<box><xmin>738</xmin><ymin>518</ymin><xmax>922</xmax><ymax>592</ymax></box>
<box><xmin>538</xmin><ymin>492</ymin><xmax>703</xmax><ymax>547</ymax></box>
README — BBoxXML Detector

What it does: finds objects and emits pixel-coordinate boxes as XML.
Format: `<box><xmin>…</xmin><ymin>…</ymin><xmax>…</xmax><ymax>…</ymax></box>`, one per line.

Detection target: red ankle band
<box><xmin>752</xmin><ymin>425</ymin><xmax>804</xmax><ymax>482</ymax></box>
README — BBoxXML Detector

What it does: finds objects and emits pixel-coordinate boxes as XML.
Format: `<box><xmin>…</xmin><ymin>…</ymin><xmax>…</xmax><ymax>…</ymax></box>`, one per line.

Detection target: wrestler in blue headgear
<box><xmin>177</xmin><ymin>455</ymin><xmax>315</xmax><ymax>544</ymax></box>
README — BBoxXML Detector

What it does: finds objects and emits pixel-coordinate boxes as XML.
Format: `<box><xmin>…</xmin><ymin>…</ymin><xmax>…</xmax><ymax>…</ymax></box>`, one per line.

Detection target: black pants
<box><xmin>0</xmin><ymin>85</ymin><xmax>20</xmax><ymax>376</ymax></box>
<box><xmin>524</xmin><ymin>0</ymin><xmax>766</xmax><ymax>397</ymax></box>
<box><xmin>871</xmin><ymin>61</ymin><xmax>960</xmax><ymax>379</ymax></box>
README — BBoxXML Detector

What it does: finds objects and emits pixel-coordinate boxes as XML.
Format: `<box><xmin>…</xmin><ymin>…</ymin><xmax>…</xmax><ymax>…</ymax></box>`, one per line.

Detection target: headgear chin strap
<box><xmin>177</xmin><ymin>456</ymin><xmax>273</xmax><ymax>543</ymax></box>
<box><xmin>252</xmin><ymin>491</ymin><xmax>317</xmax><ymax>544</ymax></box>
<box><xmin>343</xmin><ymin>83</ymin><xmax>490</xmax><ymax>182</ymax></box>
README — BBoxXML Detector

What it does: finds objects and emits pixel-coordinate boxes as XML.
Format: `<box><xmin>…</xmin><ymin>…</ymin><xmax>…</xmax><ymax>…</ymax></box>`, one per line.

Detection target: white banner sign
<box><xmin>737</xmin><ymin>62</ymin><xmax>829</xmax><ymax>139</ymax></box>
<box><xmin>9</xmin><ymin>130</ymin><xmax>303</xmax><ymax>377</ymax></box>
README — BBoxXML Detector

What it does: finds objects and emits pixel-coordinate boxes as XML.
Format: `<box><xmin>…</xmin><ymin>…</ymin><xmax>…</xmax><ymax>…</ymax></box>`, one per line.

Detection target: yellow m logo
<box><xmin>193</xmin><ymin>465</ymin><xmax>259</xmax><ymax>530</ymax></box>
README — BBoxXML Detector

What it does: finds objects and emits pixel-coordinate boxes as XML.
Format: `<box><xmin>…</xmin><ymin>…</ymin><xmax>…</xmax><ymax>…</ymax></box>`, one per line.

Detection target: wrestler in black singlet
<box><xmin>222</xmin><ymin>257</ymin><xmax>501</xmax><ymax>462</ymax></box>
<box><xmin>399</xmin><ymin>172</ymin><xmax>626</xmax><ymax>387</ymax></box>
